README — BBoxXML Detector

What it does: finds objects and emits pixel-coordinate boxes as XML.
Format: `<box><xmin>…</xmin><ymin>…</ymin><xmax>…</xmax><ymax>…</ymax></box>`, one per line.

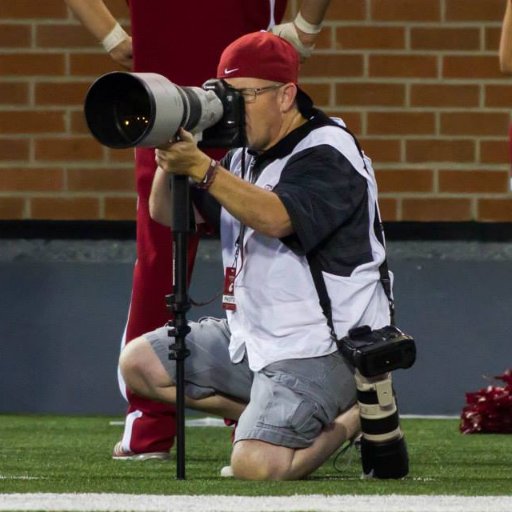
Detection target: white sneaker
<box><xmin>112</xmin><ymin>441</ymin><xmax>170</xmax><ymax>461</ymax></box>
<box><xmin>220</xmin><ymin>465</ymin><xmax>234</xmax><ymax>477</ymax></box>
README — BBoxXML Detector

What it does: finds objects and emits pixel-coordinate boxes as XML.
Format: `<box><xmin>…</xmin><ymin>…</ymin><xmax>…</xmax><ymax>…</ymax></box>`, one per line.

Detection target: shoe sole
<box><xmin>112</xmin><ymin>452</ymin><xmax>170</xmax><ymax>461</ymax></box>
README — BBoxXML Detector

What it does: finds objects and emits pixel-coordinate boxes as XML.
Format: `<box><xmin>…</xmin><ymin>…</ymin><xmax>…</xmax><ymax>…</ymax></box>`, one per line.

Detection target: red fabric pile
<box><xmin>460</xmin><ymin>369</ymin><xmax>512</xmax><ymax>434</ymax></box>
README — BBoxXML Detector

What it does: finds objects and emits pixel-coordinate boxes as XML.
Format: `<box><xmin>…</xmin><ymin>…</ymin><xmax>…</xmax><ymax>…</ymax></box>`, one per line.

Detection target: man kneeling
<box><xmin>119</xmin><ymin>31</ymin><xmax>392</xmax><ymax>480</ymax></box>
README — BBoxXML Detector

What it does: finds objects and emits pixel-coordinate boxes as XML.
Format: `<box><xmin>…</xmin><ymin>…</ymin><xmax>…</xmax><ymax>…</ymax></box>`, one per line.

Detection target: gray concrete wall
<box><xmin>1</xmin><ymin>239</ymin><xmax>511</xmax><ymax>416</ymax></box>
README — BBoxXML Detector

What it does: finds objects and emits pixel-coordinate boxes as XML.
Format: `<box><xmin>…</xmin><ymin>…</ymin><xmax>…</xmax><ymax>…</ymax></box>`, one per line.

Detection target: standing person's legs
<box><xmin>114</xmin><ymin>148</ymin><xmax>201</xmax><ymax>459</ymax></box>
<box><xmin>508</xmin><ymin>123</ymin><xmax>512</xmax><ymax>189</ymax></box>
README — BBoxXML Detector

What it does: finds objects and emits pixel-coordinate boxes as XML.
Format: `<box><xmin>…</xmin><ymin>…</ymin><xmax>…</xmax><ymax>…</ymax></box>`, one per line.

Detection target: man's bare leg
<box><xmin>119</xmin><ymin>336</ymin><xmax>246</xmax><ymax>420</ymax></box>
<box><xmin>120</xmin><ymin>336</ymin><xmax>360</xmax><ymax>480</ymax></box>
<box><xmin>231</xmin><ymin>404</ymin><xmax>360</xmax><ymax>480</ymax></box>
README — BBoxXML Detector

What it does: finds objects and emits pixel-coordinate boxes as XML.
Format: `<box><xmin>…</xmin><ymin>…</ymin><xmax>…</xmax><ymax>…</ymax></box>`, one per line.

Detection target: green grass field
<box><xmin>0</xmin><ymin>415</ymin><xmax>510</xmax><ymax>496</ymax></box>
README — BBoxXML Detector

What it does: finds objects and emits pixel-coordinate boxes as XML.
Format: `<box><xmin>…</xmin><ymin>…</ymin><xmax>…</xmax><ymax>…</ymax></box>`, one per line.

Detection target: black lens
<box><xmin>85</xmin><ymin>73</ymin><xmax>155</xmax><ymax>148</ymax></box>
<box><xmin>114</xmin><ymin>93</ymin><xmax>152</xmax><ymax>144</ymax></box>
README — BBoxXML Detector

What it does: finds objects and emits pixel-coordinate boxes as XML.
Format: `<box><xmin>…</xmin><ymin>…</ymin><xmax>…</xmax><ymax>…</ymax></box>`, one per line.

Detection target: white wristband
<box><xmin>294</xmin><ymin>11</ymin><xmax>323</xmax><ymax>34</ymax></box>
<box><xmin>101</xmin><ymin>22</ymin><xmax>129</xmax><ymax>52</ymax></box>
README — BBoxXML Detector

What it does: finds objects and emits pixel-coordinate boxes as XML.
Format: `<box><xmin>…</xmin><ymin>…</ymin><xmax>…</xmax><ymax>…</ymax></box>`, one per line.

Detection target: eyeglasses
<box><xmin>229</xmin><ymin>83</ymin><xmax>283</xmax><ymax>103</ymax></box>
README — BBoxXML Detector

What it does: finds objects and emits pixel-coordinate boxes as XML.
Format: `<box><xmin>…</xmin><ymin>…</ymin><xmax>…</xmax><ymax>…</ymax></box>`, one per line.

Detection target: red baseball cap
<box><xmin>217</xmin><ymin>31</ymin><xmax>299</xmax><ymax>84</ymax></box>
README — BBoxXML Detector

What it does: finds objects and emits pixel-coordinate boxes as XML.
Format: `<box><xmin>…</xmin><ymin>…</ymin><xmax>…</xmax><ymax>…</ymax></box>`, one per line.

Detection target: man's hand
<box><xmin>271</xmin><ymin>21</ymin><xmax>316</xmax><ymax>60</ymax></box>
<box><xmin>155</xmin><ymin>128</ymin><xmax>211</xmax><ymax>182</ymax></box>
<box><xmin>109</xmin><ymin>37</ymin><xmax>133</xmax><ymax>69</ymax></box>
<box><xmin>271</xmin><ymin>3</ymin><xmax>328</xmax><ymax>61</ymax></box>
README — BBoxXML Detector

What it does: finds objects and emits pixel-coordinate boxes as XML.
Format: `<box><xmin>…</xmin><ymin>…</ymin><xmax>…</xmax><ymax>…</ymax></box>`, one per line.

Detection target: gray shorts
<box><xmin>146</xmin><ymin>317</ymin><xmax>356</xmax><ymax>449</ymax></box>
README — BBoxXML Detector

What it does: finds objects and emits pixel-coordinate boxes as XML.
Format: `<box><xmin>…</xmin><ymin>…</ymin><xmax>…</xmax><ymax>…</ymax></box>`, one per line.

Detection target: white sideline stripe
<box><xmin>0</xmin><ymin>476</ymin><xmax>43</xmax><ymax>480</ymax></box>
<box><xmin>109</xmin><ymin>415</ymin><xmax>459</xmax><ymax>428</ymax></box>
<box><xmin>1</xmin><ymin>494</ymin><xmax>512</xmax><ymax>512</ymax></box>
<box><xmin>109</xmin><ymin>418</ymin><xmax>228</xmax><ymax>427</ymax></box>
<box><xmin>184</xmin><ymin>417</ymin><xmax>227</xmax><ymax>427</ymax></box>
<box><xmin>402</xmin><ymin>415</ymin><xmax>459</xmax><ymax>420</ymax></box>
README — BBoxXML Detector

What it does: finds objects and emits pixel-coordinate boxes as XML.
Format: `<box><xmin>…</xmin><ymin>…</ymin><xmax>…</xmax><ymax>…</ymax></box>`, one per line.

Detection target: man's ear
<box><xmin>280</xmin><ymin>83</ymin><xmax>298</xmax><ymax>113</ymax></box>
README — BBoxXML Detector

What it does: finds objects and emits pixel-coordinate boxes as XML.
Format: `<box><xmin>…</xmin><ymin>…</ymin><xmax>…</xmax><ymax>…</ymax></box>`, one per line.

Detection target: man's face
<box><xmin>225</xmin><ymin>78</ymin><xmax>284</xmax><ymax>152</ymax></box>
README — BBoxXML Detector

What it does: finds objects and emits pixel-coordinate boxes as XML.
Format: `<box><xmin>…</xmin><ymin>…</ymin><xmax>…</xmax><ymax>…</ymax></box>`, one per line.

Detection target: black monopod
<box><xmin>166</xmin><ymin>174</ymin><xmax>191</xmax><ymax>480</ymax></box>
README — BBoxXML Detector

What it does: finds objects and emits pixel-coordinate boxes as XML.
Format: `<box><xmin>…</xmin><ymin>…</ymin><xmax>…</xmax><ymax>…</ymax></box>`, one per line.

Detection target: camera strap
<box><xmin>306</xmin><ymin>225</ymin><xmax>395</xmax><ymax>343</ymax></box>
<box><xmin>306</xmin><ymin>125</ymin><xmax>395</xmax><ymax>340</ymax></box>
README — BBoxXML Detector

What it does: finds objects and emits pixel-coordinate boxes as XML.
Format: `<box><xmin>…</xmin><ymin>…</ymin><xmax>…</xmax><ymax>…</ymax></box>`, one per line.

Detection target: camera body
<box><xmin>338</xmin><ymin>324</ymin><xmax>416</xmax><ymax>378</ymax></box>
<box><xmin>84</xmin><ymin>72</ymin><xmax>245</xmax><ymax>149</ymax></box>
<box><xmin>200</xmin><ymin>79</ymin><xmax>245</xmax><ymax>148</ymax></box>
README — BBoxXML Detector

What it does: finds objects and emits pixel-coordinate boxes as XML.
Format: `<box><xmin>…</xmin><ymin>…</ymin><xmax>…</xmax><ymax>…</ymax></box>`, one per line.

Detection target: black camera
<box><xmin>338</xmin><ymin>324</ymin><xmax>416</xmax><ymax>378</ymax></box>
<box><xmin>83</xmin><ymin>72</ymin><xmax>245</xmax><ymax>149</ymax></box>
<box><xmin>338</xmin><ymin>325</ymin><xmax>416</xmax><ymax>479</ymax></box>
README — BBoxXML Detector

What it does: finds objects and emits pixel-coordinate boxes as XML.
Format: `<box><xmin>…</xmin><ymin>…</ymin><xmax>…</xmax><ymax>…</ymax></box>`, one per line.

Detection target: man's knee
<box><xmin>231</xmin><ymin>440</ymin><xmax>292</xmax><ymax>481</ymax></box>
<box><xmin>118</xmin><ymin>337</ymin><xmax>145</xmax><ymax>390</ymax></box>
<box><xmin>119</xmin><ymin>336</ymin><xmax>171</xmax><ymax>397</ymax></box>
<box><xmin>118</xmin><ymin>334</ymin><xmax>138</xmax><ymax>367</ymax></box>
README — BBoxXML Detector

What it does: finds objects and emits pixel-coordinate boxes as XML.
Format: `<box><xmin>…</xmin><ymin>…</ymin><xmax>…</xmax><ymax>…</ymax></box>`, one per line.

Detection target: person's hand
<box><xmin>108</xmin><ymin>36</ymin><xmax>133</xmax><ymax>69</ymax></box>
<box><xmin>270</xmin><ymin>21</ymin><xmax>316</xmax><ymax>60</ymax></box>
<box><xmin>155</xmin><ymin>128</ymin><xmax>211</xmax><ymax>182</ymax></box>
